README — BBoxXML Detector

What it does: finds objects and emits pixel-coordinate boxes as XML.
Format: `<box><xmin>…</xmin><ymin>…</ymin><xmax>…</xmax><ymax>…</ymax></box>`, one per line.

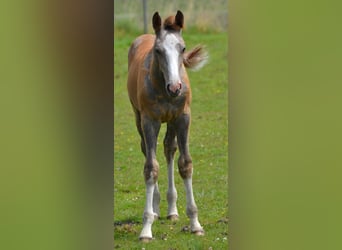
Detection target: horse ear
<box><xmin>175</xmin><ymin>10</ymin><xmax>184</xmax><ymax>29</ymax></box>
<box><xmin>152</xmin><ymin>12</ymin><xmax>162</xmax><ymax>34</ymax></box>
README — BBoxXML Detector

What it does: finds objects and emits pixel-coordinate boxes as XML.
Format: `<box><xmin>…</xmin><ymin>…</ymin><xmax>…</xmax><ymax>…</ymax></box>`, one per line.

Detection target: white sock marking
<box><xmin>167</xmin><ymin>159</ymin><xmax>178</xmax><ymax>217</ymax></box>
<box><xmin>140</xmin><ymin>175</ymin><xmax>155</xmax><ymax>239</ymax></box>
<box><xmin>183</xmin><ymin>177</ymin><xmax>203</xmax><ymax>232</ymax></box>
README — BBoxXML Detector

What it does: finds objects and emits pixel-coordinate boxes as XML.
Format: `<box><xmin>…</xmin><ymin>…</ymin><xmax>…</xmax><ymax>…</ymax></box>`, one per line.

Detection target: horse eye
<box><xmin>182</xmin><ymin>47</ymin><xmax>186</xmax><ymax>53</ymax></box>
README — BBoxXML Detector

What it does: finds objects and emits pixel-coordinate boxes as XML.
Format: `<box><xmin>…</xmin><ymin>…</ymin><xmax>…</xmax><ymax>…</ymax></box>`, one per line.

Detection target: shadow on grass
<box><xmin>114</xmin><ymin>218</ymin><xmax>141</xmax><ymax>237</ymax></box>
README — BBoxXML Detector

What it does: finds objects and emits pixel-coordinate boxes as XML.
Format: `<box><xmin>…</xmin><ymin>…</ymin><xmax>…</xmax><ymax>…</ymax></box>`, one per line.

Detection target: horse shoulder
<box><xmin>128</xmin><ymin>34</ymin><xmax>155</xmax><ymax>64</ymax></box>
<box><xmin>128</xmin><ymin>34</ymin><xmax>156</xmax><ymax>111</ymax></box>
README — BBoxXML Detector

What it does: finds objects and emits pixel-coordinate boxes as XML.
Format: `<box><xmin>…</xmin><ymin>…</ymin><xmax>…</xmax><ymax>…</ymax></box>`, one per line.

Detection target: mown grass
<box><xmin>114</xmin><ymin>23</ymin><xmax>228</xmax><ymax>249</ymax></box>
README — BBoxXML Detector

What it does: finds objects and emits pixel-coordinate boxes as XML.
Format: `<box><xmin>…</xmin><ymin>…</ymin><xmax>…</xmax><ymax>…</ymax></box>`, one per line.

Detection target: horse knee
<box><xmin>144</xmin><ymin>159</ymin><xmax>159</xmax><ymax>182</ymax></box>
<box><xmin>164</xmin><ymin>139</ymin><xmax>177</xmax><ymax>161</ymax></box>
<box><xmin>178</xmin><ymin>155</ymin><xmax>193</xmax><ymax>179</ymax></box>
<box><xmin>164</xmin><ymin>145</ymin><xmax>177</xmax><ymax>162</ymax></box>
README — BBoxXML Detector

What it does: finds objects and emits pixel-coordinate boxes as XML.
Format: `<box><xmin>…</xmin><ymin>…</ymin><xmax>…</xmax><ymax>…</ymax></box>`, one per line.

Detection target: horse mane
<box><xmin>163</xmin><ymin>15</ymin><xmax>183</xmax><ymax>31</ymax></box>
<box><xmin>183</xmin><ymin>45</ymin><xmax>208</xmax><ymax>71</ymax></box>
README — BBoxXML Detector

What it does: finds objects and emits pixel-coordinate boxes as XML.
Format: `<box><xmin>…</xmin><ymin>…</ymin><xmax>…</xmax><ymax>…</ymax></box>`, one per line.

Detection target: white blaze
<box><xmin>163</xmin><ymin>33</ymin><xmax>181</xmax><ymax>85</ymax></box>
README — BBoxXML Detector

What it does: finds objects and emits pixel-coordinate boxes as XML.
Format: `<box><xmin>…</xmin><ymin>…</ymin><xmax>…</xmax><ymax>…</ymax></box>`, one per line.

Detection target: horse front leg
<box><xmin>133</xmin><ymin>108</ymin><xmax>146</xmax><ymax>156</ymax></box>
<box><xmin>139</xmin><ymin>116</ymin><xmax>161</xmax><ymax>242</ymax></box>
<box><xmin>164</xmin><ymin>123</ymin><xmax>179</xmax><ymax>220</ymax></box>
<box><xmin>175</xmin><ymin>113</ymin><xmax>204</xmax><ymax>235</ymax></box>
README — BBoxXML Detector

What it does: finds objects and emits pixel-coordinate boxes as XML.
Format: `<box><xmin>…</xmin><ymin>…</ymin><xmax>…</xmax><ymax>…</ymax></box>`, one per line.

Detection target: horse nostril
<box><xmin>167</xmin><ymin>83</ymin><xmax>182</xmax><ymax>96</ymax></box>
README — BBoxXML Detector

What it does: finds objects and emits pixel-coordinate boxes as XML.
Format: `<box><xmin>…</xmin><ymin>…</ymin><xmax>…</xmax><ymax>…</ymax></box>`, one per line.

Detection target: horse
<box><xmin>127</xmin><ymin>10</ymin><xmax>208</xmax><ymax>242</ymax></box>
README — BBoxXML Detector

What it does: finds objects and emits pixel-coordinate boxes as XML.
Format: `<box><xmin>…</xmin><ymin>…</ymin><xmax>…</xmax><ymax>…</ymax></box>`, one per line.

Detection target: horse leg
<box><xmin>139</xmin><ymin>116</ymin><xmax>161</xmax><ymax>242</ymax></box>
<box><xmin>133</xmin><ymin>108</ymin><xmax>146</xmax><ymax>156</ymax></box>
<box><xmin>135</xmin><ymin>111</ymin><xmax>160</xmax><ymax>216</ymax></box>
<box><xmin>164</xmin><ymin>123</ymin><xmax>179</xmax><ymax>220</ymax></box>
<box><xmin>175</xmin><ymin>113</ymin><xmax>204</xmax><ymax>235</ymax></box>
<box><xmin>153</xmin><ymin>181</ymin><xmax>160</xmax><ymax>219</ymax></box>
<box><xmin>141</xmin><ymin>116</ymin><xmax>160</xmax><ymax>219</ymax></box>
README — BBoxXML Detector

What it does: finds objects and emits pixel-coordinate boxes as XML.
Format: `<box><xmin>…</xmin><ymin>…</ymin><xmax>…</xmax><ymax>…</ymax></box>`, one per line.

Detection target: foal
<box><xmin>127</xmin><ymin>10</ymin><xmax>207</xmax><ymax>242</ymax></box>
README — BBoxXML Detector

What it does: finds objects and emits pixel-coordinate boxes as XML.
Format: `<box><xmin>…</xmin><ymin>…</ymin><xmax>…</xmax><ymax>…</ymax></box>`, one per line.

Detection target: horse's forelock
<box><xmin>163</xmin><ymin>16</ymin><xmax>183</xmax><ymax>32</ymax></box>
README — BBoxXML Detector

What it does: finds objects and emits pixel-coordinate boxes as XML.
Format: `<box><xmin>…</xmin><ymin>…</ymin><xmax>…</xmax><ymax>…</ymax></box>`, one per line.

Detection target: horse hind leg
<box><xmin>164</xmin><ymin>123</ymin><xmax>179</xmax><ymax>220</ymax></box>
<box><xmin>152</xmin><ymin>182</ymin><xmax>160</xmax><ymax>219</ymax></box>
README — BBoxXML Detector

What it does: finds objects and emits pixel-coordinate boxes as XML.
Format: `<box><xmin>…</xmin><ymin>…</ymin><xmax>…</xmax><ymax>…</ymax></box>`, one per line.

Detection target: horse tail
<box><xmin>183</xmin><ymin>45</ymin><xmax>208</xmax><ymax>71</ymax></box>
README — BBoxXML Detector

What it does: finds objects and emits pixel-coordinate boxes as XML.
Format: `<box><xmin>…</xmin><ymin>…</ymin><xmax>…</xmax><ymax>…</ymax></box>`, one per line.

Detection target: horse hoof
<box><xmin>192</xmin><ymin>230</ymin><xmax>205</xmax><ymax>236</ymax></box>
<box><xmin>139</xmin><ymin>237</ymin><xmax>153</xmax><ymax>243</ymax></box>
<box><xmin>167</xmin><ymin>214</ymin><xmax>179</xmax><ymax>221</ymax></box>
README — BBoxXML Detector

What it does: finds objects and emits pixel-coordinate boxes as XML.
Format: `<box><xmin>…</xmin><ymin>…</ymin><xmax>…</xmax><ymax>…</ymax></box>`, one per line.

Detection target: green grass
<box><xmin>114</xmin><ymin>0</ymin><xmax>228</xmax><ymax>33</ymax></box>
<box><xmin>114</xmin><ymin>27</ymin><xmax>228</xmax><ymax>249</ymax></box>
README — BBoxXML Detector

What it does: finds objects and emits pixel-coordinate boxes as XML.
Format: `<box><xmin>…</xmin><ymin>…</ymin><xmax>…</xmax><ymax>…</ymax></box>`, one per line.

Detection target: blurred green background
<box><xmin>2</xmin><ymin>0</ymin><xmax>342</xmax><ymax>249</ymax></box>
<box><xmin>229</xmin><ymin>0</ymin><xmax>342</xmax><ymax>249</ymax></box>
<box><xmin>114</xmin><ymin>0</ymin><xmax>228</xmax><ymax>33</ymax></box>
<box><xmin>1</xmin><ymin>0</ymin><xmax>113</xmax><ymax>249</ymax></box>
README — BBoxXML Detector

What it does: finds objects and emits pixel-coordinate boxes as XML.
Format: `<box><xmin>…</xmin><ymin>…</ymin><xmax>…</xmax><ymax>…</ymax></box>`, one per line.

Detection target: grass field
<box><xmin>114</xmin><ymin>22</ymin><xmax>228</xmax><ymax>249</ymax></box>
<box><xmin>114</xmin><ymin>0</ymin><xmax>228</xmax><ymax>33</ymax></box>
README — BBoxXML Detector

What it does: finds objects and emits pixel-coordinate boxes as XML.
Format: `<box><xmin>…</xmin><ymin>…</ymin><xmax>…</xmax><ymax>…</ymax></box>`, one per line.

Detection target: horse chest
<box><xmin>146</xmin><ymin>96</ymin><xmax>186</xmax><ymax>122</ymax></box>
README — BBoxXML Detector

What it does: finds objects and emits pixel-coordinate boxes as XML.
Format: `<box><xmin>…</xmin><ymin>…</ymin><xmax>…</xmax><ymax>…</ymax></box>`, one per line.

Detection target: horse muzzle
<box><xmin>166</xmin><ymin>82</ymin><xmax>182</xmax><ymax>97</ymax></box>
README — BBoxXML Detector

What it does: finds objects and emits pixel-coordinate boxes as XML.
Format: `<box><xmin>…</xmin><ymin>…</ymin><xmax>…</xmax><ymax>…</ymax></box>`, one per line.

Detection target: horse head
<box><xmin>152</xmin><ymin>11</ymin><xmax>186</xmax><ymax>97</ymax></box>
